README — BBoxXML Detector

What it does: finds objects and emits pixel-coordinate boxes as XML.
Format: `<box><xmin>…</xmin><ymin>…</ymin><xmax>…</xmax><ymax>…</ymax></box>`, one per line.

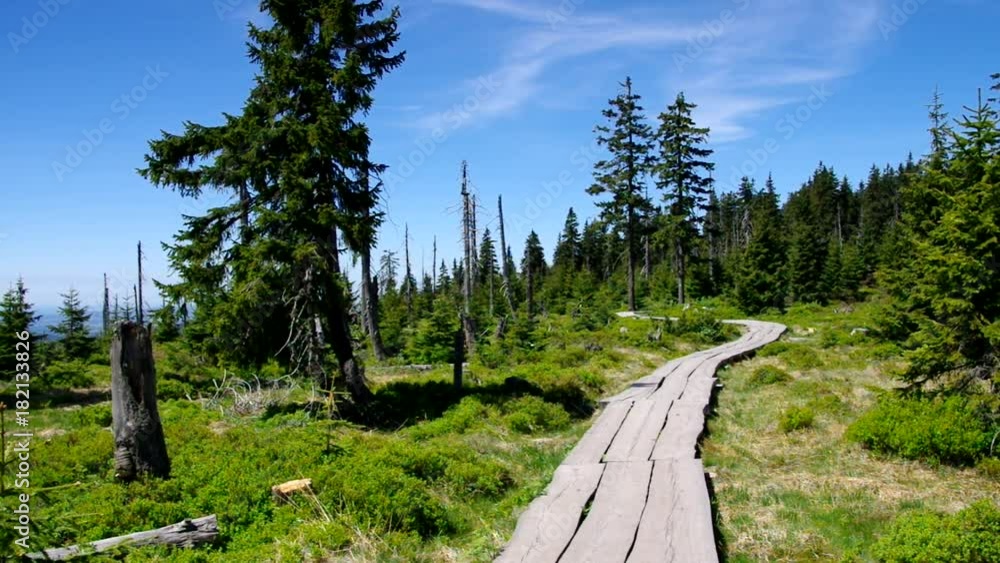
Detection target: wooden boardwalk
<box><xmin>496</xmin><ymin>319</ymin><xmax>786</xmax><ymax>563</ymax></box>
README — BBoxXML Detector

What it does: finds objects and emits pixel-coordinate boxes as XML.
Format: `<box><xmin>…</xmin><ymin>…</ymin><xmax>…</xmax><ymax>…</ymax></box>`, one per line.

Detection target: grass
<box><xmin>703</xmin><ymin>301</ymin><xmax>1000</xmax><ymax>562</ymax></box>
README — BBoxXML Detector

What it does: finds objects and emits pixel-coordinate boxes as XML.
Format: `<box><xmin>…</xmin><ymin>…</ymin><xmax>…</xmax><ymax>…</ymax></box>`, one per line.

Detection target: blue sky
<box><xmin>1</xmin><ymin>0</ymin><xmax>998</xmax><ymax>310</ymax></box>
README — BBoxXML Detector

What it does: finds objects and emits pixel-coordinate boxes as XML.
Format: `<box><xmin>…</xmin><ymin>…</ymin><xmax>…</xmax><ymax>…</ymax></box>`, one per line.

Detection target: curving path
<box><xmin>496</xmin><ymin>318</ymin><xmax>786</xmax><ymax>563</ymax></box>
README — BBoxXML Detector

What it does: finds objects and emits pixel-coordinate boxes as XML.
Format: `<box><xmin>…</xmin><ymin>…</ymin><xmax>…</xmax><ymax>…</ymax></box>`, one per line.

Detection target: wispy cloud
<box><xmin>413</xmin><ymin>0</ymin><xmax>890</xmax><ymax>142</ymax></box>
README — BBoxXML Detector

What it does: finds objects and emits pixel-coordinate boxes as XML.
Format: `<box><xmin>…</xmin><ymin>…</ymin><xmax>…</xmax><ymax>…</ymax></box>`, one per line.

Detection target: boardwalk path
<box><xmin>496</xmin><ymin>318</ymin><xmax>786</xmax><ymax>563</ymax></box>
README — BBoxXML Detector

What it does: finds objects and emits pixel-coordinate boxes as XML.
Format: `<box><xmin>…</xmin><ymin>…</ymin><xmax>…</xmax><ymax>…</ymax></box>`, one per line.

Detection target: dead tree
<box><xmin>111</xmin><ymin>322</ymin><xmax>170</xmax><ymax>481</ymax></box>
<box><xmin>497</xmin><ymin>195</ymin><xmax>516</xmax><ymax>320</ymax></box>
<box><xmin>453</xmin><ymin>328</ymin><xmax>464</xmax><ymax>389</ymax></box>
<box><xmin>360</xmin><ymin>246</ymin><xmax>388</xmax><ymax>361</ymax></box>
<box><xmin>27</xmin><ymin>515</ymin><xmax>218</xmax><ymax>560</ymax></box>
<box><xmin>460</xmin><ymin>161</ymin><xmax>477</xmax><ymax>354</ymax></box>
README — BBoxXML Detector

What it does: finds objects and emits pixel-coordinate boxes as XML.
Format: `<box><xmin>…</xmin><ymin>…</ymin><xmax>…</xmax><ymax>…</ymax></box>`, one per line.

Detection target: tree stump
<box><xmin>111</xmin><ymin>322</ymin><xmax>170</xmax><ymax>481</ymax></box>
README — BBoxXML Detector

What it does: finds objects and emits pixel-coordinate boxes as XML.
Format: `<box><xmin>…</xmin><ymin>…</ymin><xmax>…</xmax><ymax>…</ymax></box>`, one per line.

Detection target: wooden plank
<box><xmin>563</xmin><ymin>401</ymin><xmax>632</xmax><ymax>465</ymax></box>
<box><xmin>558</xmin><ymin>461</ymin><xmax>653</xmax><ymax>563</ymax></box>
<box><xmin>626</xmin><ymin>459</ymin><xmax>718</xmax><ymax>563</ymax></box>
<box><xmin>650</xmin><ymin>403</ymin><xmax>706</xmax><ymax>460</ymax></box>
<box><xmin>495</xmin><ymin>464</ymin><xmax>605</xmax><ymax>563</ymax></box>
<box><xmin>606</xmin><ymin>397</ymin><xmax>673</xmax><ymax>462</ymax></box>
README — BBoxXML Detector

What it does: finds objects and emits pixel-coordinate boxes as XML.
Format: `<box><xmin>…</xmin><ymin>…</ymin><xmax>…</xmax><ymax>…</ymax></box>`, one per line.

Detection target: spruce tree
<box><xmin>0</xmin><ymin>278</ymin><xmax>43</xmax><ymax>377</ymax></box>
<box><xmin>553</xmin><ymin>208</ymin><xmax>582</xmax><ymax>271</ymax></box>
<box><xmin>522</xmin><ymin>231</ymin><xmax>546</xmax><ymax>316</ymax></box>
<box><xmin>882</xmin><ymin>87</ymin><xmax>1000</xmax><ymax>391</ymax></box>
<box><xmin>139</xmin><ymin>0</ymin><xmax>405</xmax><ymax>403</ymax></box>
<box><xmin>654</xmin><ymin>92</ymin><xmax>715</xmax><ymax>305</ymax></box>
<box><xmin>587</xmin><ymin>77</ymin><xmax>654</xmax><ymax>311</ymax></box>
<box><xmin>734</xmin><ymin>176</ymin><xmax>786</xmax><ymax>313</ymax></box>
<box><xmin>49</xmin><ymin>288</ymin><xmax>96</xmax><ymax>361</ymax></box>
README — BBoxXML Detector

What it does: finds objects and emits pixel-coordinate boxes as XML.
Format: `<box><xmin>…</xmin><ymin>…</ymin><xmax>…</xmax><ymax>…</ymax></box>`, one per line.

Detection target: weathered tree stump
<box><xmin>111</xmin><ymin>322</ymin><xmax>170</xmax><ymax>481</ymax></box>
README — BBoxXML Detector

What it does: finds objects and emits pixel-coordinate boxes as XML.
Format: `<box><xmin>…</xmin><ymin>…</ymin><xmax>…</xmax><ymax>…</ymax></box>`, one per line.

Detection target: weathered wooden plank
<box><xmin>558</xmin><ymin>461</ymin><xmax>653</xmax><ymax>563</ymax></box>
<box><xmin>563</xmin><ymin>400</ymin><xmax>632</xmax><ymax>465</ymax></box>
<box><xmin>496</xmin><ymin>464</ymin><xmax>605</xmax><ymax>563</ymax></box>
<box><xmin>603</xmin><ymin>397</ymin><xmax>673</xmax><ymax>462</ymax></box>
<box><xmin>626</xmin><ymin>459</ymin><xmax>717</xmax><ymax>563</ymax></box>
<box><xmin>650</xmin><ymin>403</ymin><xmax>706</xmax><ymax>460</ymax></box>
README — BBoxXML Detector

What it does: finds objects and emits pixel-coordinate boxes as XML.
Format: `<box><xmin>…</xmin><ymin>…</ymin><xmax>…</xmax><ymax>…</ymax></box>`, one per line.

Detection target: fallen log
<box><xmin>26</xmin><ymin>514</ymin><xmax>218</xmax><ymax>560</ymax></box>
<box><xmin>272</xmin><ymin>478</ymin><xmax>313</xmax><ymax>502</ymax></box>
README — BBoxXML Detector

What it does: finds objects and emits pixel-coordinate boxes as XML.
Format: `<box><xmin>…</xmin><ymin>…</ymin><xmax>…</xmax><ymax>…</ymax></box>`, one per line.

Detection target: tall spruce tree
<box><xmin>655</xmin><ymin>92</ymin><xmax>715</xmax><ymax>305</ymax></box>
<box><xmin>49</xmin><ymin>288</ymin><xmax>96</xmax><ymax>361</ymax></box>
<box><xmin>553</xmin><ymin>208</ymin><xmax>582</xmax><ymax>271</ymax></box>
<box><xmin>587</xmin><ymin>77</ymin><xmax>654</xmax><ymax>311</ymax></box>
<box><xmin>139</xmin><ymin>0</ymin><xmax>405</xmax><ymax>404</ymax></box>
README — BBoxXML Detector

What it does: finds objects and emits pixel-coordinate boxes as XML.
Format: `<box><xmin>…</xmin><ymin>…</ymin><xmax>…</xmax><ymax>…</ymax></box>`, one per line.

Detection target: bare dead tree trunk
<box><xmin>27</xmin><ymin>515</ymin><xmax>219</xmax><ymax>560</ymax></box>
<box><xmin>453</xmin><ymin>328</ymin><xmax>464</xmax><ymax>389</ymax></box>
<box><xmin>137</xmin><ymin>242</ymin><xmax>144</xmax><ymax>325</ymax></box>
<box><xmin>361</xmin><ymin>247</ymin><xmax>388</xmax><ymax>361</ymax></box>
<box><xmin>460</xmin><ymin>161</ymin><xmax>476</xmax><ymax>353</ymax></box>
<box><xmin>497</xmin><ymin>196</ymin><xmax>516</xmax><ymax>320</ymax></box>
<box><xmin>626</xmin><ymin>208</ymin><xmax>636</xmax><ymax>311</ymax></box>
<box><xmin>111</xmin><ymin>322</ymin><xmax>169</xmax><ymax>481</ymax></box>
<box><xmin>432</xmin><ymin>236</ymin><xmax>437</xmax><ymax>295</ymax></box>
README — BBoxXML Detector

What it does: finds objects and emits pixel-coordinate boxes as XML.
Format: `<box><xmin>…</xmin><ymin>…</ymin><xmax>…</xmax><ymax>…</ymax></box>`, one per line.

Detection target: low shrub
<box><xmin>779</xmin><ymin>345</ymin><xmax>824</xmax><ymax>370</ymax></box>
<box><xmin>872</xmin><ymin>500</ymin><xmax>1000</xmax><ymax>562</ymax></box>
<box><xmin>748</xmin><ymin>365</ymin><xmax>792</xmax><ymax>386</ymax></box>
<box><xmin>502</xmin><ymin>396</ymin><xmax>571</xmax><ymax>434</ymax></box>
<box><xmin>978</xmin><ymin>458</ymin><xmax>1000</xmax><ymax>481</ymax></box>
<box><xmin>443</xmin><ymin>459</ymin><xmax>514</xmax><ymax>498</ymax></box>
<box><xmin>158</xmin><ymin>379</ymin><xmax>194</xmax><ymax>401</ymax></box>
<box><xmin>757</xmin><ymin>341</ymin><xmax>791</xmax><ymax>357</ymax></box>
<box><xmin>779</xmin><ymin>406</ymin><xmax>815</xmax><ymax>433</ymax></box>
<box><xmin>73</xmin><ymin>403</ymin><xmax>113</xmax><ymax>428</ymax></box>
<box><xmin>847</xmin><ymin>394</ymin><xmax>991</xmax><ymax>465</ymax></box>
<box><xmin>41</xmin><ymin>360</ymin><xmax>100</xmax><ymax>389</ymax></box>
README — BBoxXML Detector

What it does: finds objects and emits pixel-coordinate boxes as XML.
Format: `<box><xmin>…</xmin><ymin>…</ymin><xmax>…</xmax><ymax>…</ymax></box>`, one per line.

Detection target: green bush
<box><xmin>872</xmin><ymin>500</ymin><xmax>1000</xmax><ymax>562</ymax></box>
<box><xmin>502</xmin><ymin>396</ymin><xmax>571</xmax><ymax>434</ymax></box>
<box><xmin>847</xmin><ymin>395</ymin><xmax>991</xmax><ymax>465</ymax></box>
<box><xmin>444</xmin><ymin>459</ymin><xmax>514</xmax><ymax>498</ymax></box>
<box><xmin>779</xmin><ymin>345</ymin><xmax>823</xmax><ymax>370</ymax></box>
<box><xmin>158</xmin><ymin>379</ymin><xmax>194</xmax><ymax>400</ymax></box>
<box><xmin>73</xmin><ymin>403</ymin><xmax>113</xmax><ymax>427</ymax></box>
<box><xmin>748</xmin><ymin>365</ymin><xmax>792</xmax><ymax>386</ymax></box>
<box><xmin>41</xmin><ymin>360</ymin><xmax>99</xmax><ymax>389</ymax></box>
<box><xmin>978</xmin><ymin>458</ymin><xmax>1000</xmax><ymax>481</ymax></box>
<box><xmin>757</xmin><ymin>341</ymin><xmax>791</xmax><ymax>357</ymax></box>
<box><xmin>779</xmin><ymin>406</ymin><xmax>815</xmax><ymax>433</ymax></box>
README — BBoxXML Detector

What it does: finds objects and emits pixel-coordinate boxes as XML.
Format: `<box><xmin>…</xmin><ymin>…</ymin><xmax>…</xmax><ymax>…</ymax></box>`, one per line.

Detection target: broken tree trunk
<box><xmin>111</xmin><ymin>322</ymin><xmax>170</xmax><ymax>481</ymax></box>
<box><xmin>27</xmin><ymin>515</ymin><xmax>218</xmax><ymax>560</ymax></box>
<box><xmin>453</xmin><ymin>327</ymin><xmax>465</xmax><ymax>389</ymax></box>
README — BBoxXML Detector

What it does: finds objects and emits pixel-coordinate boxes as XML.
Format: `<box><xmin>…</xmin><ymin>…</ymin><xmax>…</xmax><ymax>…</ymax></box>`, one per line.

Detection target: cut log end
<box><xmin>271</xmin><ymin>478</ymin><xmax>314</xmax><ymax>502</ymax></box>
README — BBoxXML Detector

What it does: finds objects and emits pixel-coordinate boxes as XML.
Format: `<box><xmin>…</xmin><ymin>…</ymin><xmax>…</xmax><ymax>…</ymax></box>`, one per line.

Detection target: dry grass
<box><xmin>703</xmin><ymin>305</ymin><xmax>1000</xmax><ymax>562</ymax></box>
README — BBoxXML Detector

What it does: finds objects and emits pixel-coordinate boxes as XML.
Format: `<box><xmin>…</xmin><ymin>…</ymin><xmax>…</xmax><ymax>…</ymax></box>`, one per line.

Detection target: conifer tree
<box><xmin>0</xmin><ymin>278</ymin><xmax>43</xmax><ymax>377</ymax></box>
<box><xmin>49</xmin><ymin>288</ymin><xmax>96</xmax><ymax>361</ymax></box>
<box><xmin>553</xmin><ymin>208</ymin><xmax>582</xmax><ymax>270</ymax></box>
<box><xmin>522</xmin><ymin>231</ymin><xmax>546</xmax><ymax>316</ymax></box>
<box><xmin>734</xmin><ymin>176</ymin><xmax>786</xmax><ymax>313</ymax></box>
<box><xmin>654</xmin><ymin>92</ymin><xmax>715</xmax><ymax>305</ymax></box>
<box><xmin>139</xmin><ymin>0</ymin><xmax>405</xmax><ymax>403</ymax></box>
<box><xmin>587</xmin><ymin>77</ymin><xmax>654</xmax><ymax>311</ymax></box>
<box><xmin>882</xmin><ymin>84</ymin><xmax>1000</xmax><ymax>391</ymax></box>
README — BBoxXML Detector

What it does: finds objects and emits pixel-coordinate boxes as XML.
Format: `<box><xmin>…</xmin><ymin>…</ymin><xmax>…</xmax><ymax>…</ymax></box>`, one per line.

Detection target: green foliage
<box><xmin>978</xmin><ymin>458</ymin><xmax>1000</xmax><ymax>481</ymax></box>
<box><xmin>872</xmin><ymin>500</ymin><xmax>1000</xmax><ymax>563</ymax></box>
<box><xmin>847</xmin><ymin>394</ymin><xmax>993</xmax><ymax>465</ymax></box>
<box><xmin>778</xmin><ymin>344</ymin><xmax>824</xmax><ymax>370</ymax></box>
<box><xmin>748</xmin><ymin>365</ymin><xmax>792</xmax><ymax>386</ymax></box>
<box><xmin>158</xmin><ymin>378</ymin><xmax>194</xmax><ymax>400</ymax></box>
<box><xmin>73</xmin><ymin>403</ymin><xmax>112</xmax><ymax>427</ymax></box>
<box><xmin>405</xmin><ymin>305</ymin><xmax>459</xmax><ymax>364</ymax></box>
<box><xmin>778</xmin><ymin>406</ymin><xmax>815</xmax><ymax>433</ymax></box>
<box><xmin>40</xmin><ymin>360</ymin><xmax>100</xmax><ymax>389</ymax></box>
<box><xmin>48</xmin><ymin>289</ymin><xmax>96</xmax><ymax>362</ymax></box>
<box><xmin>502</xmin><ymin>396</ymin><xmax>572</xmax><ymax>434</ymax></box>
<box><xmin>879</xmin><ymin>90</ymin><xmax>1000</xmax><ymax>393</ymax></box>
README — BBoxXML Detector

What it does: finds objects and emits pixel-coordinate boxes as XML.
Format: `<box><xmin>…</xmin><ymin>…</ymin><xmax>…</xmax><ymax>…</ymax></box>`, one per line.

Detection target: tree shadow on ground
<box><xmin>0</xmin><ymin>387</ymin><xmax>111</xmax><ymax>409</ymax></box>
<box><xmin>319</xmin><ymin>376</ymin><xmax>597</xmax><ymax>431</ymax></box>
